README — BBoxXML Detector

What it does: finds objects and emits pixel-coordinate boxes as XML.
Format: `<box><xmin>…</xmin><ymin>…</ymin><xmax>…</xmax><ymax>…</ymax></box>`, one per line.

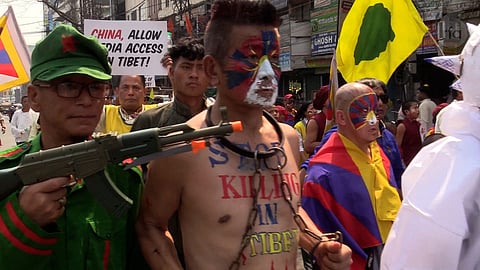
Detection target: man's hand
<box><xmin>161</xmin><ymin>53</ymin><xmax>173</xmax><ymax>70</ymax></box>
<box><xmin>18</xmin><ymin>177</ymin><xmax>70</xmax><ymax>227</ymax></box>
<box><xmin>314</xmin><ymin>241</ymin><xmax>352</xmax><ymax>270</ymax></box>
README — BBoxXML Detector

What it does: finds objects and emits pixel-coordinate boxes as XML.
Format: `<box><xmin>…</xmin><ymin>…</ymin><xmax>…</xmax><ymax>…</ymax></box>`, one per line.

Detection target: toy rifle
<box><xmin>0</xmin><ymin>119</ymin><xmax>242</xmax><ymax>217</ymax></box>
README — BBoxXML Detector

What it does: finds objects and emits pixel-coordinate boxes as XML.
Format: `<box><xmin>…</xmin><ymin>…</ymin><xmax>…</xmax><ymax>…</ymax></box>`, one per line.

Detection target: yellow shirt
<box><xmin>340</xmin><ymin>133</ymin><xmax>401</xmax><ymax>241</ymax></box>
<box><xmin>103</xmin><ymin>104</ymin><xmax>157</xmax><ymax>134</ymax></box>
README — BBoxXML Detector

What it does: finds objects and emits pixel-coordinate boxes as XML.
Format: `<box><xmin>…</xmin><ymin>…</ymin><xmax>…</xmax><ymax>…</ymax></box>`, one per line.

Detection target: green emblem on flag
<box><xmin>355</xmin><ymin>3</ymin><xmax>395</xmax><ymax>64</ymax></box>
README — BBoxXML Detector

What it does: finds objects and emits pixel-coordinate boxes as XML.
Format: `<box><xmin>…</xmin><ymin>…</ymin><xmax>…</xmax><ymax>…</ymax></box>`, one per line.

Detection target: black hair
<box><xmin>114</xmin><ymin>75</ymin><xmax>146</xmax><ymax>88</ymax></box>
<box><xmin>294</xmin><ymin>101</ymin><xmax>312</xmax><ymax>123</ymax></box>
<box><xmin>418</xmin><ymin>83</ymin><xmax>432</xmax><ymax>97</ymax></box>
<box><xmin>401</xmin><ymin>100</ymin><xmax>418</xmax><ymax>115</ymax></box>
<box><xmin>169</xmin><ymin>37</ymin><xmax>204</xmax><ymax>64</ymax></box>
<box><xmin>204</xmin><ymin>0</ymin><xmax>280</xmax><ymax>64</ymax></box>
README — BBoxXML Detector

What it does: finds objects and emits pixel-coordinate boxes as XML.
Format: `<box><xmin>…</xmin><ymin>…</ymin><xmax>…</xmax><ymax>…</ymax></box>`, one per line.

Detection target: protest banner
<box><xmin>84</xmin><ymin>20</ymin><xmax>168</xmax><ymax>75</ymax></box>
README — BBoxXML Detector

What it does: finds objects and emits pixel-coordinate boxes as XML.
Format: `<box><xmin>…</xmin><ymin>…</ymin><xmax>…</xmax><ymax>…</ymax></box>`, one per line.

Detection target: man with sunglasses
<box><xmin>0</xmin><ymin>25</ymin><xmax>147</xmax><ymax>269</ymax></box>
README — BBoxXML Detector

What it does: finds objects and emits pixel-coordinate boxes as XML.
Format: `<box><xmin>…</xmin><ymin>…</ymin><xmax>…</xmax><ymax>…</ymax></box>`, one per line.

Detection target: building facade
<box><xmin>41</xmin><ymin>0</ymin><xmax>480</xmax><ymax>109</ymax></box>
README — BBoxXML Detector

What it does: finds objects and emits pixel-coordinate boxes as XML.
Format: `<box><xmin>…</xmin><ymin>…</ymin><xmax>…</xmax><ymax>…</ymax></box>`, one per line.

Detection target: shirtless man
<box><xmin>136</xmin><ymin>1</ymin><xmax>352</xmax><ymax>269</ymax></box>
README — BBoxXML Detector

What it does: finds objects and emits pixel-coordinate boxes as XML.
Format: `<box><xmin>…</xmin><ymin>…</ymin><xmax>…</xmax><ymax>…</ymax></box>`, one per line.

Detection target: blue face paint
<box><xmin>225</xmin><ymin>31</ymin><xmax>280</xmax><ymax>94</ymax></box>
<box><xmin>349</xmin><ymin>93</ymin><xmax>378</xmax><ymax>129</ymax></box>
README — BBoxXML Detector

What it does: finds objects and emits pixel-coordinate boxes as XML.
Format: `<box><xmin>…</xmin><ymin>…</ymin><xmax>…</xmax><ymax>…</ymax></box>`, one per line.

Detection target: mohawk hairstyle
<box><xmin>204</xmin><ymin>0</ymin><xmax>280</xmax><ymax>65</ymax></box>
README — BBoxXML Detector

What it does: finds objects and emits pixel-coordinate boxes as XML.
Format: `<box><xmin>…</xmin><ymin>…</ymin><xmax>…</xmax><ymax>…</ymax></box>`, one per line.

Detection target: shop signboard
<box><xmin>280</xmin><ymin>51</ymin><xmax>292</xmax><ymax>72</ymax></box>
<box><xmin>416</xmin><ymin>0</ymin><xmax>443</xmax><ymax>21</ymax></box>
<box><xmin>417</xmin><ymin>21</ymin><xmax>439</xmax><ymax>55</ymax></box>
<box><xmin>311</xmin><ymin>31</ymin><xmax>337</xmax><ymax>56</ymax></box>
<box><xmin>311</xmin><ymin>0</ymin><xmax>338</xmax><ymax>56</ymax></box>
<box><xmin>438</xmin><ymin>14</ymin><xmax>469</xmax><ymax>55</ymax></box>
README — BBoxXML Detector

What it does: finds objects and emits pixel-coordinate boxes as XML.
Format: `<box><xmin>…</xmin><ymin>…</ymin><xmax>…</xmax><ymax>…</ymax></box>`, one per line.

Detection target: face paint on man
<box><xmin>225</xmin><ymin>31</ymin><xmax>281</xmax><ymax>106</ymax></box>
<box><xmin>244</xmin><ymin>55</ymin><xmax>278</xmax><ymax>106</ymax></box>
<box><xmin>349</xmin><ymin>93</ymin><xmax>378</xmax><ymax>130</ymax></box>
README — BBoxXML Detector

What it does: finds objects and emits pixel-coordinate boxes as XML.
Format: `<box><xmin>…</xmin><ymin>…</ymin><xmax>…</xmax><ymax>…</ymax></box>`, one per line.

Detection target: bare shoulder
<box><xmin>186</xmin><ymin>110</ymin><xmax>208</xmax><ymax>128</ymax></box>
<box><xmin>279</xmin><ymin>122</ymin><xmax>298</xmax><ymax>142</ymax></box>
<box><xmin>148</xmin><ymin>111</ymin><xmax>210</xmax><ymax>184</ymax></box>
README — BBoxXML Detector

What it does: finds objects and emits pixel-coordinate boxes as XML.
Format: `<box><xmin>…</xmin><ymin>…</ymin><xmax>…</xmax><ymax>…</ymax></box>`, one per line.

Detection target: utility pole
<box><xmin>40</xmin><ymin>0</ymin><xmax>113</xmax><ymax>32</ymax></box>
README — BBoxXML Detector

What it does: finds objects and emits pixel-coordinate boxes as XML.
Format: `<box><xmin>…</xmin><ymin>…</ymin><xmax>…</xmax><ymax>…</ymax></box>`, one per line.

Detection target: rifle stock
<box><xmin>0</xmin><ymin>120</ymin><xmax>242</xmax><ymax>217</ymax></box>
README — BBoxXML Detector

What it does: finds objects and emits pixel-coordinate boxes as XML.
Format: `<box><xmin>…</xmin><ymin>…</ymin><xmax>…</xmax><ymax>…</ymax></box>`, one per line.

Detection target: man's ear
<box><xmin>27</xmin><ymin>84</ymin><xmax>40</xmax><ymax>112</ymax></box>
<box><xmin>335</xmin><ymin>110</ymin><xmax>347</xmax><ymax>126</ymax></box>
<box><xmin>203</xmin><ymin>55</ymin><xmax>219</xmax><ymax>87</ymax></box>
<box><xmin>168</xmin><ymin>64</ymin><xmax>175</xmax><ymax>84</ymax></box>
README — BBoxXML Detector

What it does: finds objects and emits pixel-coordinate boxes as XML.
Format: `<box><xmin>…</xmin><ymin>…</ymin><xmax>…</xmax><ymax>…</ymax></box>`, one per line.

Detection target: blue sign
<box><xmin>311</xmin><ymin>31</ymin><xmax>337</xmax><ymax>56</ymax></box>
<box><xmin>280</xmin><ymin>52</ymin><xmax>291</xmax><ymax>71</ymax></box>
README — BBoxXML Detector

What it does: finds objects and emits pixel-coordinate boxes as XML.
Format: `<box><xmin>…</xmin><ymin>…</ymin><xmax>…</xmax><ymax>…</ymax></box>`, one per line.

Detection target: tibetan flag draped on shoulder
<box><xmin>0</xmin><ymin>6</ymin><xmax>30</xmax><ymax>92</ymax></box>
<box><xmin>302</xmin><ymin>132</ymin><xmax>401</xmax><ymax>269</ymax></box>
<box><xmin>336</xmin><ymin>0</ymin><xmax>427</xmax><ymax>83</ymax></box>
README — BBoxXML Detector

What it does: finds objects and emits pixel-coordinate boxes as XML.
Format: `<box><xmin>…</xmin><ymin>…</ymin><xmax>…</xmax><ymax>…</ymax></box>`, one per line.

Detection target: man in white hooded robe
<box><xmin>381</xmin><ymin>24</ymin><xmax>480</xmax><ymax>270</ymax></box>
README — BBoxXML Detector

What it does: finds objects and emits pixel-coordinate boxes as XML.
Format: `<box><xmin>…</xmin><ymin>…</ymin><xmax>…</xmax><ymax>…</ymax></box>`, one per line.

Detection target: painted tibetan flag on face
<box><xmin>336</xmin><ymin>0</ymin><xmax>427</xmax><ymax>83</ymax></box>
<box><xmin>0</xmin><ymin>6</ymin><xmax>30</xmax><ymax>92</ymax></box>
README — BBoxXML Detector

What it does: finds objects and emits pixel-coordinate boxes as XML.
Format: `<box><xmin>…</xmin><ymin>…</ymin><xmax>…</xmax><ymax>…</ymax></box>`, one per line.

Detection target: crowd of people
<box><xmin>0</xmin><ymin>0</ymin><xmax>478</xmax><ymax>269</ymax></box>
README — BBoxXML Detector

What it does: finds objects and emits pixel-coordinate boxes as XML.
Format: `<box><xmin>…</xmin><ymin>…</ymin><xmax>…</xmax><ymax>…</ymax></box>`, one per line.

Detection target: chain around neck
<box><xmin>205</xmin><ymin>106</ymin><xmax>284</xmax><ymax>159</ymax></box>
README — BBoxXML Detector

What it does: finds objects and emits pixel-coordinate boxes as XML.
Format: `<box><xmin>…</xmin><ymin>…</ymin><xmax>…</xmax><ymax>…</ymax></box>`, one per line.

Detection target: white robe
<box><xmin>381</xmin><ymin>101</ymin><xmax>480</xmax><ymax>270</ymax></box>
<box><xmin>10</xmin><ymin>109</ymin><xmax>38</xmax><ymax>143</ymax></box>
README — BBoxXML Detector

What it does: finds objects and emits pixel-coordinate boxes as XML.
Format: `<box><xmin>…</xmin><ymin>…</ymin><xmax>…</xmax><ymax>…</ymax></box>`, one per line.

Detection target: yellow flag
<box><xmin>149</xmin><ymin>88</ymin><xmax>155</xmax><ymax>100</ymax></box>
<box><xmin>0</xmin><ymin>6</ymin><xmax>31</xmax><ymax>92</ymax></box>
<box><xmin>336</xmin><ymin>0</ymin><xmax>427</xmax><ymax>83</ymax></box>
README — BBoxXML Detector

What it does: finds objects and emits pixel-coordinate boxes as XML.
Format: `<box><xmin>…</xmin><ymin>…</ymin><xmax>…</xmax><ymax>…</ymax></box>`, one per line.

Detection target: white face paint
<box><xmin>244</xmin><ymin>56</ymin><xmax>278</xmax><ymax>106</ymax></box>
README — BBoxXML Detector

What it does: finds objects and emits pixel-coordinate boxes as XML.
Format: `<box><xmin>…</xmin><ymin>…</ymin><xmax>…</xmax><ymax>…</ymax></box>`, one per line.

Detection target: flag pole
<box><xmin>427</xmin><ymin>31</ymin><xmax>446</xmax><ymax>56</ymax></box>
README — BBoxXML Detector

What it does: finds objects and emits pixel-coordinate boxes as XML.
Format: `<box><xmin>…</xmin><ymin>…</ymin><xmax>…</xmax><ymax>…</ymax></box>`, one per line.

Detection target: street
<box><xmin>0</xmin><ymin>115</ymin><xmax>16</xmax><ymax>151</ymax></box>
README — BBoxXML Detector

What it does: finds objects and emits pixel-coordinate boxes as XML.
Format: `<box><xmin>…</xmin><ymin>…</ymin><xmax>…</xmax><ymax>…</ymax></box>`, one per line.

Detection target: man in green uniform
<box><xmin>0</xmin><ymin>25</ymin><xmax>147</xmax><ymax>269</ymax></box>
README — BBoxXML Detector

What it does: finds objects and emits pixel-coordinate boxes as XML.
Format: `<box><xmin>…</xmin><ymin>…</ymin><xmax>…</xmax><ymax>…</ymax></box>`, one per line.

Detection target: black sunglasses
<box><xmin>377</xmin><ymin>94</ymin><xmax>389</xmax><ymax>103</ymax></box>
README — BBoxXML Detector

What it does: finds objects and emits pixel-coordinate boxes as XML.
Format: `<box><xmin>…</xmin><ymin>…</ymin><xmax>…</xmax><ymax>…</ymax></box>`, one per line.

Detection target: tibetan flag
<box><xmin>303</xmin><ymin>132</ymin><xmax>401</xmax><ymax>269</ymax></box>
<box><xmin>0</xmin><ymin>6</ymin><xmax>30</xmax><ymax>92</ymax></box>
<box><xmin>336</xmin><ymin>0</ymin><xmax>428</xmax><ymax>83</ymax></box>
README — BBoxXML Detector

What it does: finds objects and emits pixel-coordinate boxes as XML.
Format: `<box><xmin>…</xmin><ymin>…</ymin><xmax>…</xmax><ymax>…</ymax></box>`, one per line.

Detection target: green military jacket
<box><xmin>0</xmin><ymin>135</ymin><xmax>149</xmax><ymax>270</ymax></box>
<box><xmin>131</xmin><ymin>97</ymin><xmax>209</xmax><ymax>131</ymax></box>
